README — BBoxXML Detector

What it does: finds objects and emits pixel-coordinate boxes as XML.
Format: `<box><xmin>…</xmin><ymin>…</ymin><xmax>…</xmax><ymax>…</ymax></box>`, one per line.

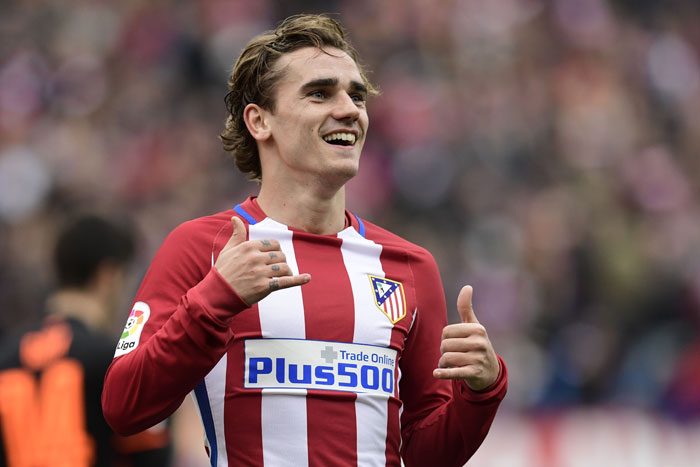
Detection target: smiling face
<box><xmin>256</xmin><ymin>46</ymin><xmax>370</xmax><ymax>190</ymax></box>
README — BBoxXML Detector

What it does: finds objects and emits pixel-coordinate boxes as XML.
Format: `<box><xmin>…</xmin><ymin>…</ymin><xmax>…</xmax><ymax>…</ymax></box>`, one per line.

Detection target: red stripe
<box><xmin>395</xmin><ymin>290</ymin><xmax>403</xmax><ymax>320</ymax></box>
<box><xmin>225</xmin><ymin>306</ymin><xmax>264</xmax><ymax>465</ymax></box>
<box><xmin>293</xmin><ymin>233</ymin><xmax>358</xmax><ymax>467</ymax></box>
<box><xmin>392</xmin><ymin>292</ymin><xmax>400</xmax><ymax>321</ymax></box>
<box><xmin>396</xmin><ymin>291</ymin><xmax>402</xmax><ymax>320</ymax></box>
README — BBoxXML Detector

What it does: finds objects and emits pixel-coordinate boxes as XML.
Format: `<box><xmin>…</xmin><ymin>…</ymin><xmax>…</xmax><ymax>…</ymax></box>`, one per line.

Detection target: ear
<box><xmin>244</xmin><ymin>103</ymin><xmax>271</xmax><ymax>142</ymax></box>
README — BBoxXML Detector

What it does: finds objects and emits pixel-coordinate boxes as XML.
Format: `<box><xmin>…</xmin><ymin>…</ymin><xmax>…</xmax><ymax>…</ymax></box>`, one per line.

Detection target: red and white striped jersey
<box><xmin>102</xmin><ymin>197</ymin><xmax>507</xmax><ymax>467</ymax></box>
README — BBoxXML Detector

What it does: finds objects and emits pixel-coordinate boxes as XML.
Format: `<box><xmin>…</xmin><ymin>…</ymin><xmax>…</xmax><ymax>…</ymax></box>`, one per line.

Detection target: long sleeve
<box><xmin>102</xmin><ymin>216</ymin><xmax>249</xmax><ymax>435</ymax></box>
<box><xmin>399</xmin><ymin>249</ymin><xmax>508</xmax><ymax>466</ymax></box>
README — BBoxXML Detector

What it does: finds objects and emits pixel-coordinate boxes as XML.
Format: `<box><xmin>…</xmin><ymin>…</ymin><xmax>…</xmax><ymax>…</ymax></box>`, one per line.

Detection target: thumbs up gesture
<box><xmin>214</xmin><ymin>216</ymin><xmax>311</xmax><ymax>306</ymax></box>
<box><xmin>433</xmin><ymin>286</ymin><xmax>500</xmax><ymax>391</ymax></box>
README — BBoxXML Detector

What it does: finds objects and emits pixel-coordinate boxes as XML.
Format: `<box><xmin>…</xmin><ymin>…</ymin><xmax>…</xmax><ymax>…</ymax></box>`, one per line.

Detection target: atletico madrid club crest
<box><xmin>369</xmin><ymin>275</ymin><xmax>406</xmax><ymax>323</ymax></box>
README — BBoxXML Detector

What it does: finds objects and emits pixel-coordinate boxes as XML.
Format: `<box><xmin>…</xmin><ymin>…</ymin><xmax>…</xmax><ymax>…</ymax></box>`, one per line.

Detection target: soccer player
<box><xmin>102</xmin><ymin>14</ymin><xmax>507</xmax><ymax>466</ymax></box>
<box><xmin>0</xmin><ymin>215</ymin><xmax>173</xmax><ymax>467</ymax></box>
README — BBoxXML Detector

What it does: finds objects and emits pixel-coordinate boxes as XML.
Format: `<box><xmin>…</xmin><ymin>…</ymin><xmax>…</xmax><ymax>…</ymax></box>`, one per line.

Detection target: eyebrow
<box><xmin>300</xmin><ymin>78</ymin><xmax>368</xmax><ymax>94</ymax></box>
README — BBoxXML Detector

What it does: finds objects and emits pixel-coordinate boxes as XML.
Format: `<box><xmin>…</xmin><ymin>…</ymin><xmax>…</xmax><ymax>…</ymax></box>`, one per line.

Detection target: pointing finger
<box><xmin>269</xmin><ymin>274</ymin><xmax>311</xmax><ymax>292</ymax></box>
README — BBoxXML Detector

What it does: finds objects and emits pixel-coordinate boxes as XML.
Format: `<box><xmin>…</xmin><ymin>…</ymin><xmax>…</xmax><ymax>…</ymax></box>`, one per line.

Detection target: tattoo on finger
<box><xmin>271</xmin><ymin>265</ymin><xmax>280</xmax><ymax>272</ymax></box>
<box><xmin>269</xmin><ymin>279</ymin><xmax>279</xmax><ymax>291</ymax></box>
<box><xmin>261</xmin><ymin>240</ymin><xmax>271</xmax><ymax>247</ymax></box>
<box><xmin>269</xmin><ymin>252</ymin><xmax>278</xmax><ymax>259</ymax></box>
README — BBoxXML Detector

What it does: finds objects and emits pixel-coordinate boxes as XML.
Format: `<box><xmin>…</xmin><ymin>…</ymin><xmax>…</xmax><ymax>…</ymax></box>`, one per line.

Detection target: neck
<box><xmin>257</xmin><ymin>183</ymin><xmax>347</xmax><ymax>234</ymax></box>
<box><xmin>46</xmin><ymin>289</ymin><xmax>108</xmax><ymax>332</ymax></box>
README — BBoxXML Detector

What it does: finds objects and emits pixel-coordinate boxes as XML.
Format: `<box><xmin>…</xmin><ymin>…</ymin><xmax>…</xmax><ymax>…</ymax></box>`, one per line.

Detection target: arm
<box><xmin>399</xmin><ymin>250</ymin><xmax>507</xmax><ymax>467</ymax></box>
<box><xmin>102</xmin><ymin>216</ymin><xmax>310</xmax><ymax>435</ymax></box>
<box><xmin>102</xmin><ymin>219</ymin><xmax>247</xmax><ymax>435</ymax></box>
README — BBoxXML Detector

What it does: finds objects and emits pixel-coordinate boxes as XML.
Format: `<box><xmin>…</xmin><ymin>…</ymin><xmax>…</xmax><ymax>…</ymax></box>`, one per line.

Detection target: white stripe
<box><xmin>250</xmin><ymin>218</ymin><xmax>308</xmax><ymax>467</ymax></box>
<box><xmin>260</xmin><ymin>389</ymin><xmax>308</xmax><ymax>466</ymax></box>
<box><xmin>339</xmin><ymin>227</ymin><xmax>392</xmax><ymax>467</ymax></box>
<box><xmin>339</xmin><ymin>228</ymin><xmax>389</xmax><ymax>346</ymax></box>
<box><xmin>199</xmin><ymin>355</ymin><xmax>229</xmax><ymax>466</ymax></box>
<box><xmin>250</xmin><ymin>218</ymin><xmax>305</xmax><ymax>338</ymax></box>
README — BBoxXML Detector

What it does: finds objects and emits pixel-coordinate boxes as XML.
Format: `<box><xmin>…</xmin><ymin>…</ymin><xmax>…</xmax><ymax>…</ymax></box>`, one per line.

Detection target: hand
<box><xmin>214</xmin><ymin>216</ymin><xmax>311</xmax><ymax>306</ymax></box>
<box><xmin>433</xmin><ymin>286</ymin><xmax>500</xmax><ymax>391</ymax></box>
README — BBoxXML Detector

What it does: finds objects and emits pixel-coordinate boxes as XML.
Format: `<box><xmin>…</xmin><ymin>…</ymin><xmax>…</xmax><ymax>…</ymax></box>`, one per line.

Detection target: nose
<box><xmin>332</xmin><ymin>91</ymin><xmax>360</xmax><ymax>122</ymax></box>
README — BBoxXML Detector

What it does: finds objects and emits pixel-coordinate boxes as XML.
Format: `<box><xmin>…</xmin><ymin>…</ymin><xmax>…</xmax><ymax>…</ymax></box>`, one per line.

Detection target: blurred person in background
<box><xmin>0</xmin><ymin>214</ymin><xmax>173</xmax><ymax>466</ymax></box>
<box><xmin>102</xmin><ymin>13</ymin><xmax>506</xmax><ymax>467</ymax></box>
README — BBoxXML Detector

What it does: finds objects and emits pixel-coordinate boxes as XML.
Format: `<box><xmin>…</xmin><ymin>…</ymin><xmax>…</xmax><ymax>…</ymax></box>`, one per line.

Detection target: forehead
<box><xmin>273</xmin><ymin>46</ymin><xmax>363</xmax><ymax>88</ymax></box>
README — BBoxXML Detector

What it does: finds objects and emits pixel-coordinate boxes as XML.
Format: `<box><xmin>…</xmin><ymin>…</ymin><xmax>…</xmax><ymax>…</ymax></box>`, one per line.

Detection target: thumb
<box><xmin>225</xmin><ymin>216</ymin><xmax>247</xmax><ymax>249</ymax></box>
<box><xmin>457</xmin><ymin>285</ymin><xmax>479</xmax><ymax>324</ymax></box>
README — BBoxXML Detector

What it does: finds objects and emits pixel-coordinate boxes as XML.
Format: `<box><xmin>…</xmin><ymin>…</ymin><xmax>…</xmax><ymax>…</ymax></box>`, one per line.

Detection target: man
<box><xmin>0</xmin><ymin>215</ymin><xmax>173</xmax><ymax>467</ymax></box>
<box><xmin>103</xmin><ymin>14</ymin><xmax>507</xmax><ymax>466</ymax></box>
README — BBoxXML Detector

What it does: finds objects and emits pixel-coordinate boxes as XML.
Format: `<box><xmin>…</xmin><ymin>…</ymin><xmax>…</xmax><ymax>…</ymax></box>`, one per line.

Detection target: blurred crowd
<box><xmin>2</xmin><ymin>0</ymin><xmax>700</xmax><ymax>423</ymax></box>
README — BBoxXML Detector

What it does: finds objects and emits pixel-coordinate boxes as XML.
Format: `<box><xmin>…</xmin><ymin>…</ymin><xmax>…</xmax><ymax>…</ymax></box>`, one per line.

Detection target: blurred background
<box><xmin>1</xmin><ymin>0</ymin><xmax>700</xmax><ymax>465</ymax></box>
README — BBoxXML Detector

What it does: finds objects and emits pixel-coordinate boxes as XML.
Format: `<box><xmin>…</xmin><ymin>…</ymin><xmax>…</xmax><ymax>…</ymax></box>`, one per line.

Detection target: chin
<box><xmin>338</xmin><ymin>157</ymin><xmax>360</xmax><ymax>177</ymax></box>
<box><xmin>321</xmin><ymin>162</ymin><xmax>359</xmax><ymax>188</ymax></box>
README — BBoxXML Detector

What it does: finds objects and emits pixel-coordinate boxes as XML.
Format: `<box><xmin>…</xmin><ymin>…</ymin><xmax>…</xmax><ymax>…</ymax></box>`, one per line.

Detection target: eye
<box><xmin>309</xmin><ymin>90</ymin><xmax>327</xmax><ymax>99</ymax></box>
<box><xmin>351</xmin><ymin>93</ymin><xmax>366</xmax><ymax>104</ymax></box>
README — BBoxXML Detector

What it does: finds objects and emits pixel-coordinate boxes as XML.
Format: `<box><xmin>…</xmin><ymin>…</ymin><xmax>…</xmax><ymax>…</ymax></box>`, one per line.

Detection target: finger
<box><xmin>269</xmin><ymin>274</ymin><xmax>311</xmax><ymax>292</ymax></box>
<box><xmin>268</xmin><ymin>263</ymin><xmax>292</xmax><ymax>277</ymax></box>
<box><xmin>441</xmin><ymin>323</ymin><xmax>486</xmax><ymax>340</ymax></box>
<box><xmin>433</xmin><ymin>366</ymin><xmax>480</xmax><ymax>381</ymax></box>
<box><xmin>257</xmin><ymin>239</ymin><xmax>281</xmax><ymax>252</ymax></box>
<box><xmin>224</xmin><ymin>216</ymin><xmax>247</xmax><ymax>249</ymax></box>
<box><xmin>433</xmin><ymin>363</ymin><xmax>496</xmax><ymax>390</ymax></box>
<box><xmin>440</xmin><ymin>337</ymin><xmax>487</xmax><ymax>354</ymax></box>
<box><xmin>457</xmin><ymin>285</ymin><xmax>479</xmax><ymax>324</ymax></box>
<box><xmin>437</xmin><ymin>351</ymin><xmax>478</xmax><ymax>369</ymax></box>
<box><xmin>265</xmin><ymin>250</ymin><xmax>287</xmax><ymax>264</ymax></box>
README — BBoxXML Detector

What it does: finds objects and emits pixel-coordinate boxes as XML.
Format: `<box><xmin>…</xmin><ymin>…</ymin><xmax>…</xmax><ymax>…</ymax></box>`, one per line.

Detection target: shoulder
<box><xmin>143</xmin><ymin>210</ymin><xmax>238</xmax><ymax>279</ymax></box>
<box><xmin>362</xmin><ymin>218</ymin><xmax>436</xmax><ymax>265</ymax></box>
<box><xmin>158</xmin><ymin>210</ymin><xmax>236</xmax><ymax>257</ymax></box>
<box><xmin>167</xmin><ymin>210</ymin><xmax>236</xmax><ymax>242</ymax></box>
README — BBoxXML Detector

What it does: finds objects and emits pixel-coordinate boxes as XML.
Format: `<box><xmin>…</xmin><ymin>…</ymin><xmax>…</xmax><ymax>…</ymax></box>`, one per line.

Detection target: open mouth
<box><xmin>322</xmin><ymin>132</ymin><xmax>357</xmax><ymax>147</ymax></box>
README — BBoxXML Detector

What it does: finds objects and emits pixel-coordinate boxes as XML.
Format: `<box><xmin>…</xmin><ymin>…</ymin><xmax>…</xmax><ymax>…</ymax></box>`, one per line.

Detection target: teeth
<box><xmin>323</xmin><ymin>133</ymin><xmax>356</xmax><ymax>145</ymax></box>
